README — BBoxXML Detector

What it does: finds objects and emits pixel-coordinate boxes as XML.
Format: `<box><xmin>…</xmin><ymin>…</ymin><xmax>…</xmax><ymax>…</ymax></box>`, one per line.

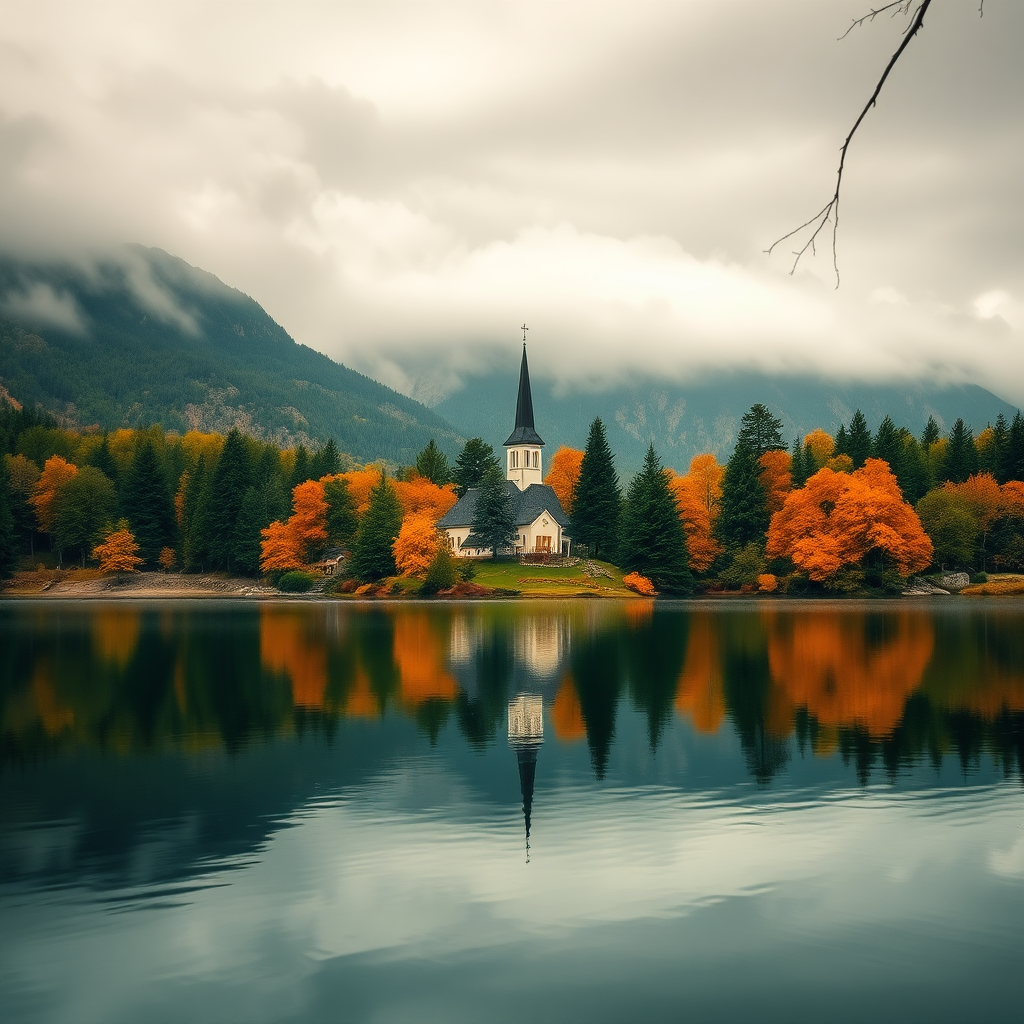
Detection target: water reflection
<box><xmin>2</xmin><ymin>601</ymin><xmax>1024</xmax><ymax>785</ymax></box>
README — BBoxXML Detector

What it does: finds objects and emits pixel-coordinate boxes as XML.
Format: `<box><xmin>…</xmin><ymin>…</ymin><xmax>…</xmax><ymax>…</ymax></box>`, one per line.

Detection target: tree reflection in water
<box><xmin>1</xmin><ymin>601</ymin><xmax>1023</xmax><ymax>785</ymax></box>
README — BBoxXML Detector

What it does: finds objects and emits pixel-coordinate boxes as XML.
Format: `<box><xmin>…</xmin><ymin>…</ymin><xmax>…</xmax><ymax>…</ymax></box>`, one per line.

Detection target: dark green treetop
<box><xmin>290</xmin><ymin>444</ymin><xmax>312</xmax><ymax>490</ymax></box>
<box><xmin>872</xmin><ymin>415</ymin><xmax>902</xmax><ymax>476</ymax></box>
<box><xmin>121</xmin><ymin>436</ymin><xmax>177</xmax><ymax>567</ymax></box>
<box><xmin>0</xmin><ymin>459</ymin><xmax>15</xmax><ymax>579</ymax></box>
<box><xmin>847</xmin><ymin>410</ymin><xmax>872</xmax><ymax>469</ymax></box>
<box><xmin>204</xmin><ymin>427</ymin><xmax>254</xmax><ymax>572</ymax></box>
<box><xmin>323</xmin><ymin>476</ymin><xmax>358</xmax><ymax>547</ymax></box>
<box><xmin>944</xmin><ymin>418</ymin><xmax>978</xmax><ymax>484</ymax></box>
<box><xmin>349</xmin><ymin>471</ymin><xmax>403</xmax><ymax>581</ymax></box>
<box><xmin>570</xmin><ymin>417</ymin><xmax>622</xmax><ymax>561</ymax></box>
<box><xmin>790</xmin><ymin>436</ymin><xmax>808</xmax><ymax>488</ymax></box>
<box><xmin>471</xmin><ymin>465</ymin><xmax>518</xmax><ymax>559</ymax></box>
<box><xmin>452</xmin><ymin>438</ymin><xmax>500</xmax><ymax>497</ymax></box>
<box><xmin>921</xmin><ymin>415</ymin><xmax>941</xmax><ymax>447</ymax></box>
<box><xmin>618</xmin><ymin>444</ymin><xmax>692</xmax><ymax>594</ymax></box>
<box><xmin>717</xmin><ymin>404</ymin><xmax>783</xmax><ymax>547</ymax></box>
<box><xmin>1008</xmin><ymin>411</ymin><xmax>1024</xmax><ymax>483</ymax></box>
<box><xmin>416</xmin><ymin>438</ymin><xmax>452</xmax><ymax>486</ymax></box>
<box><xmin>53</xmin><ymin>466</ymin><xmax>116</xmax><ymax>566</ymax></box>
<box><xmin>310</xmin><ymin>437</ymin><xmax>341</xmax><ymax>479</ymax></box>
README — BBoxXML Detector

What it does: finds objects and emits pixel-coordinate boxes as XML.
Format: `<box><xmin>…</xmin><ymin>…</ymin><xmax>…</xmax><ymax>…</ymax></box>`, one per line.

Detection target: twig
<box><xmin>767</xmin><ymin>0</ymin><xmax>933</xmax><ymax>286</ymax></box>
<box><xmin>838</xmin><ymin>1</ymin><xmax>914</xmax><ymax>41</ymax></box>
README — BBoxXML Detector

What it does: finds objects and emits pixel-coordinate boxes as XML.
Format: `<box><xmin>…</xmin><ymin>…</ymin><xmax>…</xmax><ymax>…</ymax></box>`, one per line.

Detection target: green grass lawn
<box><xmin>466</xmin><ymin>559</ymin><xmax>636</xmax><ymax>597</ymax></box>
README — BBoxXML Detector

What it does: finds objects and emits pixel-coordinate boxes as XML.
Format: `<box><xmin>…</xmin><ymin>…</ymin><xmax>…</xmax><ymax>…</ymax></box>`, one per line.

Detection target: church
<box><xmin>438</xmin><ymin>346</ymin><xmax>572</xmax><ymax>558</ymax></box>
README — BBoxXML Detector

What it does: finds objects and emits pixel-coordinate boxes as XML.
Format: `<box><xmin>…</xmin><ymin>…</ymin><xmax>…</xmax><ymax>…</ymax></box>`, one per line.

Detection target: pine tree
<box><xmin>86</xmin><ymin>434</ymin><xmax>119</xmax><ymax>488</ymax></box>
<box><xmin>471</xmin><ymin>465</ymin><xmax>517</xmax><ymax>558</ymax></box>
<box><xmin>416</xmin><ymin>439</ymin><xmax>452</xmax><ymax>485</ymax></box>
<box><xmin>452</xmin><ymin>438</ymin><xmax>500</xmax><ymax>497</ymax></box>
<box><xmin>897</xmin><ymin>433</ymin><xmax>930</xmax><ymax>503</ymax></box>
<box><xmin>231</xmin><ymin>484</ymin><xmax>279</xmax><ymax>577</ymax></box>
<box><xmin>181</xmin><ymin>454</ymin><xmax>212</xmax><ymax>571</ymax></box>
<box><xmin>570</xmin><ymin>417</ymin><xmax>622</xmax><ymax>561</ymax></box>
<box><xmin>921</xmin><ymin>415</ymin><xmax>941</xmax><ymax>447</ymax></box>
<box><xmin>847</xmin><ymin>410</ymin><xmax>872</xmax><ymax>469</ymax></box>
<box><xmin>717</xmin><ymin>404</ymin><xmax>783</xmax><ymax>547</ymax></box>
<box><xmin>833</xmin><ymin>423</ymin><xmax>850</xmax><ymax>458</ymax></box>
<box><xmin>121</xmin><ymin>437</ymin><xmax>177</xmax><ymax>567</ymax></box>
<box><xmin>0</xmin><ymin>459</ymin><xmax>16</xmax><ymax>579</ymax></box>
<box><xmin>790</xmin><ymin>436</ymin><xmax>808</xmax><ymax>488</ymax></box>
<box><xmin>323</xmin><ymin>476</ymin><xmax>358</xmax><ymax>546</ymax></box>
<box><xmin>990</xmin><ymin>413</ymin><xmax>1011</xmax><ymax>484</ymax></box>
<box><xmin>310</xmin><ymin>438</ymin><xmax>341</xmax><ymax>479</ymax></box>
<box><xmin>349</xmin><ymin>471</ymin><xmax>403</xmax><ymax>580</ymax></box>
<box><xmin>205</xmin><ymin>428</ymin><xmax>254</xmax><ymax>571</ymax></box>
<box><xmin>944</xmin><ymin>418</ymin><xmax>978</xmax><ymax>484</ymax></box>
<box><xmin>1005</xmin><ymin>411</ymin><xmax>1024</xmax><ymax>483</ymax></box>
<box><xmin>290</xmin><ymin>444</ymin><xmax>312</xmax><ymax>490</ymax></box>
<box><xmin>872</xmin><ymin>415</ymin><xmax>903</xmax><ymax>477</ymax></box>
<box><xmin>618</xmin><ymin>444</ymin><xmax>692</xmax><ymax>594</ymax></box>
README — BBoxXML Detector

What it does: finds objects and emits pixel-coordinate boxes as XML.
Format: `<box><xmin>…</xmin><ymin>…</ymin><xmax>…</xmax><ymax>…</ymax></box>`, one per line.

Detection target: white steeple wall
<box><xmin>507</xmin><ymin>445</ymin><xmax>543</xmax><ymax>490</ymax></box>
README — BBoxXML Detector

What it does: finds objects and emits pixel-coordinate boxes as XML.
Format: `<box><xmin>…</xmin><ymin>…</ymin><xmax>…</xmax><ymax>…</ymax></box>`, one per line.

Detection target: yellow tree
<box><xmin>667</xmin><ymin>473</ymin><xmax>720</xmax><ymax>573</ymax></box>
<box><xmin>758</xmin><ymin>449</ymin><xmax>792</xmax><ymax>513</ymax></box>
<box><xmin>30</xmin><ymin>455</ymin><xmax>78</xmax><ymax>533</ymax></box>
<box><xmin>803</xmin><ymin>429</ymin><xmax>835</xmax><ymax>471</ymax></box>
<box><xmin>544</xmin><ymin>447</ymin><xmax>584</xmax><ymax>513</ymax></box>
<box><xmin>92</xmin><ymin>523</ymin><xmax>144</xmax><ymax>574</ymax></box>
<box><xmin>393</xmin><ymin>513</ymin><xmax>442</xmax><ymax>577</ymax></box>
<box><xmin>686</xmin><ymin>453</ymin><xmax>724</xmax><ymax>516</ymax></box>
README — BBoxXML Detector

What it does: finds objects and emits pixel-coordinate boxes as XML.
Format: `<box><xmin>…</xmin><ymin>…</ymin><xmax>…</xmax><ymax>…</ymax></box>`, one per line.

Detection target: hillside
<box><xmin>0</xmin><ymin>246</ymin><xmax>462</xmax><ymax>464</ymax></box>
<box><xmin>434</xmin><ymin>370</ymin><xmax>1021</xmax><ymax>475</ymax></box>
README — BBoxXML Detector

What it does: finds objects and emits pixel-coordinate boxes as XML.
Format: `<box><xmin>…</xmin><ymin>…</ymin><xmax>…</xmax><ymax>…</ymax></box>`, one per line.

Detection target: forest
<box><xmin>2</xmin><ymin>398</ymin><xmax>1024</xmax><ymax>596</ymax></box>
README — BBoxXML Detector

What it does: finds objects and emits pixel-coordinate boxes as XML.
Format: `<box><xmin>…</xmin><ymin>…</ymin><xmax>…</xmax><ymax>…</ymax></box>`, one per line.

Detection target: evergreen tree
<box><xmin>452</xmin><ymin>438</ymin><xmax>500</xmax><ymax>497</ymax></box>
<box><xmin>471</xmin><ymin>465</ymin><xmax>517</xmax><ymax>559</ymax></box>
<box><xmin>618</xmin><ymin>444</ymin><xmax>692</xmax><ymax>594</ymax></box>
<box><xmin>717</xmin><ymin>404</ymin><xmax>783</xmax><ymax>547</ymax></box>
<box><xmin>790</xmin><ymin>436</ymin><xmax>808</xmax><ymax>488</ymax></box>
<box><xmin>570</xmin><ymin>417</ymin><xmax>622</xmax><ymax>561</ymax></box>
<box><xmin>0</xmin><ymin>459</ymin><xmax>16</xmax><ymax>579</ymax></box>
<box><xmin>847</xmin><ymin>410</ymin><xmax>872</xmax><ymax>469</ymax></box>
<box><xmin>86</xmin><ymin>434</ymin><xmax>119</xmax><ymax>487</ymax></box>
<box><xmin>205</xmin><ymin>428</ymin><xmax>254</xmax><ymax>571</ymax></box>
<box><xmin>310</xmin><ymin>438</ymin><xmax>341</xmax><ymax>479</ymax></box>
<box><xmin>897</xmin><ymin>433</ymin><xmax>930</xmax><ymax>503</ymax></box>
<box><xmin>944</xmin><ymin>418</ymin><xmax>978</xmax><ymax>484</ymax></box>
<box><xmin>415</xmin><ymin>438</ymin><xmax>451</xmax><ymax>485</ymax></box>
<box><xmin>181</xmin><ymin>455</ymin><xmax>212</xmax><ymax>571</ymax></box>
<box><xmin>349</xmin><ymin>471</ymin><xmax>403</xmax><ymax>581</ymax></box>
<box><xmin>990</xmin><ymin>413</ymin><xmax>1011</xmax><ymax>484</ymax></box>
<box><xmin>833</xmin><ymin>423</ymin><xmax>850</xmax><ymax>458</ymax></box>
<box><xmin>1006</xmin><ymin>411</ymin><xmax>1024</xmax><ymax>482</ymax></box>
<box><xmin>324</xmin><ymin>476</ymin><xmax>358</xmax><ymax>546</ymax></box>
<box><xmin>921</xmin><ymin>415</ymin><xmax>941</xmax><ymax>447</ymax></box>
<box><xmin>872</xmin><ymin>415</ymin><xmax>902</xmax><ymax>476</ymax></box>
<box><xmin>121</xmin><ymin>437</ymin><xmax>177</xmax><ymax>567</ymax></box>
<box><xmin>231</xmin><ymin>486</ymin><xmax>270</xmax><ymax>577</ymax></box>
<box><xmin>290</xmin><ymin>444</ymin><xmax>312</xmax><ymax>489</ymax></box>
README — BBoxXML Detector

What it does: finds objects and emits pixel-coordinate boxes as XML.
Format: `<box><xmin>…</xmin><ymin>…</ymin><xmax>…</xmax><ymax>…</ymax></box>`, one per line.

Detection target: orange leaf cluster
<box><xmin>392</xmin><ymin>612</ymin><xmax>457</xmax><ymax>704</ymax></box>
<box><xmin>92</xmin><ymin>527</ymin><xmax>143</xmax><ymax>574</ymax></box>
<box><xmin>756</xmin><ymin>573</ymin><xmax>778</xmax><ymax>593</ymax></box>
<box><xmin>766</xmin><ymin>458</ymin><xmax>933</xmax><ymax>582</ymax></box>
<box><xmin>158</xmin><ymin>547</ymin><xmax>176</xmax><ymax>571</ymax></box>
<box><xmin>942</xmin><ymin>473</ymin><xmax>1002</xmax><ymax>532</ymax></box>
<box><xmin>623</xmin><ymin>571</ymin><xmax>657</xmax><ymax>596</ymax></box>
<box><xmin>758</xmin><ymin>449</ymin><xmax>792</xmax><ymax>513</ymax></box>
<box><xmin>328</xmin><ymin>469</ymin><xmax>382</xmax><ymax>517</ymax></box>
<box><xmin>544</xmin><ymin>447</ymin><xmax>584</xmax><ymax>513</ymax></box>
<box><xmin>392</xmin><ymin>475</ymin><xmax>458</xmax><ymax>523</ymax></box>
<box><xmin>803</xmin><ymin>429</ymin><xmax>835</xmax><ymax>469</ymax></box>
<box><xmin>1002</xmin><ymin>480</ymin><xmax>1024</xmax><ymax>519</ymax></box>
<box><xmin>260</xmin><ymin>480</ymin><xmax>329</xmax><ymax>572</ymax></box>
<box><xmin>392</xmin><ymin>513</ymin><xmax>442</xmax><ymax>577</ymax></box>
<box><xmin>667</xmin><ymin>453</ymin><xmax>725</xmax><ymax>572</ymax></box>
<box><xmin>31</xmin><ymin>455</ymin><xmax>78</xmax><ymax>533</ymax></box>
<box><xmin>259</xmin><ymin>520</ymin><xmax>304</xmax><ymax>573</ymax></box>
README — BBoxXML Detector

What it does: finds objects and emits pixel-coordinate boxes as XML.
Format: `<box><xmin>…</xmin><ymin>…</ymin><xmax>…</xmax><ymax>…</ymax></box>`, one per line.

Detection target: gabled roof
<box><xmin>437</xmin><ymin>481</ymin><xmax>569</xmax><ymax>530</ymax></box>
<box><xmin>504</xmin><ymin>344</ymin><xmax>545</xmax><ymax>447</ymax></box>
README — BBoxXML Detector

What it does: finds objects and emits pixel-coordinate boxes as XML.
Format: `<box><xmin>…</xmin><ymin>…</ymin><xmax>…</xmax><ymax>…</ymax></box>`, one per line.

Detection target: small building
<box><xmin>438</xmin><ymin>345</ymin><xmax>571</xmax><ymax>558</ymax></box>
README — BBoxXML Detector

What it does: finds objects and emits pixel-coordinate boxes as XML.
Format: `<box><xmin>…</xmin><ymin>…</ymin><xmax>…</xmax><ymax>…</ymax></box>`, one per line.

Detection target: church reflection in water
<box><xmin>2</xmin><ymin>602</ymin><xmax>1024</xmax><ymax>801</ymax></box>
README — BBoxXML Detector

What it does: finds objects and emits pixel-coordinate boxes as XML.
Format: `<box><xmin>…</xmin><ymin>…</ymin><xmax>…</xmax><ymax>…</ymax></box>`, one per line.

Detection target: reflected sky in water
<box><xmin>1</xmin><ymin>600</ymin><xmax>1023</xmax><ymax>1023</ymax></box>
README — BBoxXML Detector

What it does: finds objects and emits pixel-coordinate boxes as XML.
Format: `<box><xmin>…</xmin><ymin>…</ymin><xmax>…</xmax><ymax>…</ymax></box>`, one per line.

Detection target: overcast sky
<box><xmin>2</xmin><ymin>1</ymin><xmax>1023</xmax><ymax>405</ymax></box>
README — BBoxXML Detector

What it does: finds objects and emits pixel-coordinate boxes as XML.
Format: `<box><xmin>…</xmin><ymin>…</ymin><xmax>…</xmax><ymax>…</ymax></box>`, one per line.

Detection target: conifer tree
<box><xmin>897</xmin><ymin>433</ymin><xmax>930</xmax><ymax>503</ymax></box>
<box><xmin>310</xmin><ymin>437</ymin><xmax>342</xmax><ymax>479</ymax></box>
<box><xmin>847</xmin><ymin>410</ymin><xmax>872</xmax><ymax>469</ymax></box>
<box><xmin>205</xmin><ymin>428</ymin><xmax>254</xmax><ymax>571</ymax></box>
<box><xmin>0</xmin><ymin>459</ymin><xmax>15</xmax><ymax>579</ymax></box>
<box><xmin>1006</xmin><ymin>411</ymin><xmax>1024</xmax><ymax>482</ymax></box>
<box><xmin>872</xmin><ymin>415</ymin><xmax>903</xmax><ymax>478</ymax></box>
<box><xmin>990</xmin><ymin>413</ymin><xmax>1011</xmax><ymax>484</ymax></box>
<box><xmin>570</xmin><ymin>417</ymin><xmax>622</xmax><ymax>561</ymax></box>
<box><xmin>121</xmin><ymin>437</ymin><xmax>177</xmax><ymax>567</ymax></box>
<box><xmin>717</xmin><ymin>404</ymin><xmax>783</xmax><ymax>547</ymax></box>
<box><xmin>790</xmin><ymin>436</ymin><xmax>808</xmax><ymax>488</ymax></box>
<box><xmin>452</xmin><ymin>438</ymin><xmax>500</xmax><ymax>497</ymax></box>
<box><xmin>290</xmin><ymin>444</ymin><xmax>312</xmax><ymax>490</ymax></box>
<box><xmin>618</xmin><ymin>444</ymin><xmax>692</xmax><ymax>594</ymax></box>
<box><xmin>833</xmin><ymin>423</ymin><xmax>850</xmax><ymax>458</ymax></box>
<box><xmin>323</xmin><ymin>476</ymin><xmax>358</xmax><ymax>546</ymax></box>
<box><xmin>921</xmin><ymin>416</ymin><xmax>941</xmax><ymax>447</ymax></box>
<box><xmin>86</xmin><ymin>434</ymin><xmax>119</xmax><ymax>488</ymax></box>
<box><xmin>349</xmin><ymin>471</ymin><xmax>403</xmax><ymax>580</ymax></box>
<box><xmin>232</xmin><ymin>484</ymin><xmax>277</xmax><ymax>577</ymax></box>
<box><xmin>471</xmin><ymin>465</ymin><xmax>517</xmax><ymax>558</ymax></box>
<box><xmin>181</xmin><ymin>454</ymin><xmax>212</xmax><ymax>571</ymax></box>
<box><xmin>415</xmin><ymin>439</ymin><xmax>452</xmax><ymax>486</ymax></box>
<box><xmin>944</xmin><ymin>418</ymin><xmax>978</xmax><ymax>484</ymax></box>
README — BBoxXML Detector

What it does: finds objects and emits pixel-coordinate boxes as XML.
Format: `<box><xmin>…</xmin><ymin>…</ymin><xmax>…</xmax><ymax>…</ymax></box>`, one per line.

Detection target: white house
<box><xmin>438</xmin><ymin>345</ymin><xmax>571</xmax><ymax>558</ymax></box>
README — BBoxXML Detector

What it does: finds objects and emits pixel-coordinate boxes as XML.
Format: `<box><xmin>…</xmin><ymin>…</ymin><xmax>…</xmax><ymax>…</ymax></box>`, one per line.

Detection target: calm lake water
<box><xmin>1</xmin><ymin>599</ymin><xmax>1023</xmax><ymax>1023</ymax></box>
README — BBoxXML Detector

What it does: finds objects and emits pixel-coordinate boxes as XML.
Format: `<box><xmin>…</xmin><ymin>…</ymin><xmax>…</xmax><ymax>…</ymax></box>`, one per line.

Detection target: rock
<box><xmin>938</xmin><ymin>572</ymin><xmax>970</xmax><ymax>593</ymax></box>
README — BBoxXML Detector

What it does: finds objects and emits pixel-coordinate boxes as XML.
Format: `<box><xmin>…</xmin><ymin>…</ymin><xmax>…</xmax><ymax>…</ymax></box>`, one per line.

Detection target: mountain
<box><xmin>434</xmin><ymin>369</ymin><xmax>1020</xmax><ymax>476</ymax></box>
<box><xmin>0</xmin><ymin>245</ymin><xmax>463</xmax><ymax>464</ymax></box>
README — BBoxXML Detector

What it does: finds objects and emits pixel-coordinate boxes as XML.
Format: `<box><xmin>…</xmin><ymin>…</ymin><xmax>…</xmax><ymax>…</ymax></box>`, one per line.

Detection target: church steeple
<box><xmin>504</xmin><ymin>343</ymin><xmax>544</xmax><ymax>489</ymax></box>
<box><xmin>508</xmin><ymin>693</ymin><xmax>543</xmax><ymax>863</ymax></box>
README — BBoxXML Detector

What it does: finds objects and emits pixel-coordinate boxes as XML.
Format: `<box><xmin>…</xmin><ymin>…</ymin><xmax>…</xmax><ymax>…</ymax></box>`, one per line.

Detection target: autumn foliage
<box><xmin>393</xmin><ymin>513</ymin><xmax>442</xmax><ymax>577</ymax></box>
<box><xmin>766</xmin><ymin>459</ymin><xmax>933</xmax><ymax>583</ymax></box>
<box><xmin>544</xmin><ymin>446</ymin><xmax>584</xmax><ymax>513</ymax></box>
<box><xmin>758</xmin><ymin>449</ymin><xmax>792</xmax><ymax>513</ymax></box>
<box><xmin>259</xmin><ymin>479</ymin><xmax>330</xmax><ymax>573</ymax></box>
<box><xmin>31</xmin><ymin>455</ymin><xmax>78</xmax><ymax>533</ymax></box>
<box><xmin>623</xmin><ymin>571</ymin><xmax>657</xmax><ymax>595</ymax></box>
<box><xmin>668</xmin><ymin>453</ymin><xmax>725</xmax><ymax>572</ymax></box>
<box><xmin>92</xmin><ymin>524</ymin><xmax>144</xmax><ymax>574</ymax></box>
<box><xmin>391</xmin><ymin>475</ymin><xmax>458</xmax><ymax>522</ymax></box>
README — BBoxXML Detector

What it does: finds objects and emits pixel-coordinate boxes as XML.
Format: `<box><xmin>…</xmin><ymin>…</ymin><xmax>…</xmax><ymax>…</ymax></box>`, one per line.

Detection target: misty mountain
<box><xmin>434</xmin><ymin>369</ymin><xmax>1020</xmax><ymax>476</ymax></box>
<box><xmin>0</xmin><ymin>245</ymin><xmax>463</xmax><ymax>464</ymax></box>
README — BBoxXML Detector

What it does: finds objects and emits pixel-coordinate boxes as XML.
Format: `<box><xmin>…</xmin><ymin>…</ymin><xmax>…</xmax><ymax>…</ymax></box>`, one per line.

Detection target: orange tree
<box><xmin>766</xmin><ymin>458</ymin><xmax>932</xmax><ymax>588</ymax></box>
<box><xmin>259</xmin><ymin>520</ymin><xmax>303</xmax><ymax>574</ymax></box>
<box><xmin>393</xmin><ymin>513</ymin><xmax>442</xmax><ymax>577</ymax></box>
<box><xmin>92</xmin><ymin>522</ymin><xmax>144</xmax><ymax>574</ymax></box>
<box><xmin>544</xmin><ymin>446</ymin><xmax>584</xmax><ymax>514</ymax></box>
<box><xmin>30</xmin><ymin>455</ymin><xmax>78</xmax><ymax>534</ymax></box>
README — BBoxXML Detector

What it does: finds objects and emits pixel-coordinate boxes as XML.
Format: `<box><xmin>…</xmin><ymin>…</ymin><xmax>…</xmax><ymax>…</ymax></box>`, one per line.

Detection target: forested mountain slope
<box><xmin>0</xmin><ymin>246</ymin><xmax>462</xmax><ymax>464</ymax></box>
<box><xmin>435</xmin><ymin>370</ymin><xmax>1020</xmax><ymax>475</ymax></box>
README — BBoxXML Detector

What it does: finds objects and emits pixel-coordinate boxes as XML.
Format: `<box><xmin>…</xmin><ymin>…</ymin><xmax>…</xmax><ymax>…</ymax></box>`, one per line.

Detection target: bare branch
<box><xmin>838</xmin><ymin>2</ymin><xmax>914</xmax><ymax>41</ymax></box>
<box><xmin>767</xmin><ymin>0</ymin><xmax>934</xmax><ymax>286</ymax></box>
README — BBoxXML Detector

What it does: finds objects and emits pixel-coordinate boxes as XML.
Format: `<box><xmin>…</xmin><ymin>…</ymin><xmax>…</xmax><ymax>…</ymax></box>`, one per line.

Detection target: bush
<box><xmin>422</xmin><ymin>546</ymin><xmax>459</xmax><ymax>594</ymax></box>
<box><xmin>756</xmin><ymin>573</ymin><xmax>778</xmax><ymax>593</ymax></box>
<box><xmin>457</xmin><ymin>558</ymin><xmax>476</xmax><ymax>582</ymax></box>
<box><xmin>277</xmin><ymin>570</ymin><xmax>315</xmax><ymax>593</ymax></box>
<box><xmin>971</xmin><ymin>572</ymin><xmax>988</xmax><ymax>585</ymax></box>
<box><xmin>721</xmin><ymin>543</ymin><xmax>765</xmax><ymax>589</ymax></box>
<box><xmin>623</xmin><ymin>571</ymin><xmax>657</xmax><ymax>595</ymax></box>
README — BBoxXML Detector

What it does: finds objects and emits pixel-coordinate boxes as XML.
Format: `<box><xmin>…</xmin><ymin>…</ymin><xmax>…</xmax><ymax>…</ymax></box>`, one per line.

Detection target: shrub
<box><xmin>970</xmin><ymin>572</ymin><xmax>988</xmax><ymax>585</ymax></box>
<box><xmin>756</xmin><ymin>573</ymin><xmax>778</xmax><ymax>593</ymax></box>
<box><xmin>623</xmin><ymin>571</ymin><xmax>657</xmax><ymax>596</ymax></box>
<box><xmin>422</xmin><ymin>545</ymin><xmax>459</xmax><ymax>594</ymax></box>
<box><xmin>277</xmin><ymin>570</ymin><xmax>315</xmax><ymax>593</ymax></box>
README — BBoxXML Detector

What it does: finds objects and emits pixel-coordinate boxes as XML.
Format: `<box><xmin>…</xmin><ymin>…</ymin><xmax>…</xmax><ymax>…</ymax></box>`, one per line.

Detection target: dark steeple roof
<box><xmin>504</xmin><ymin>344</ymin><xmax>545</xmax><ymax>447</ymax></box>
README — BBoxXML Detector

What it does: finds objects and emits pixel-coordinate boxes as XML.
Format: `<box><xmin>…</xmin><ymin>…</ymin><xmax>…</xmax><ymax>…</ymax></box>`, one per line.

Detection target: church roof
<box><xmin>504</xmin><ymin>344</ymin><xmax>545</xmax><ymax>447</ymax></box>
<box><xmin>437</xmin><ymin>481</ymin><xmax>570</xmax><ymax>530</ymax></box>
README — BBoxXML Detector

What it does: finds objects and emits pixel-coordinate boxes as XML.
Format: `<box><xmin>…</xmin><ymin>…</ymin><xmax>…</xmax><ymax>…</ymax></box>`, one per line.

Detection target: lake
<box><xmin>1</xmin><ymin>599</ymin><xmax>1022</xmax><ymax>1023</ymax></box>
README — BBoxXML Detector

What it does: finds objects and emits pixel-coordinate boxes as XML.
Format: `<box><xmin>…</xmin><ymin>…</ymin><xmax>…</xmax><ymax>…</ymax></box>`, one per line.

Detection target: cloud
<box><xmin>0</xmin><ymin>1</ymin><xmax>1022</xmax><ymax>403</ymax></box>
<box><xmin>1</xmin><ymin>281</ymin><xmax>87</xmax><ymax>334</ymax></box>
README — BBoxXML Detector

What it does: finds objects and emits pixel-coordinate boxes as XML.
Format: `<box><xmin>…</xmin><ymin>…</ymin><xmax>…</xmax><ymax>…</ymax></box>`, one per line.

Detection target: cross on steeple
<box><xmin>521</xmin><ymin>323</ymin><xmax>529</xmax><ymax>344</ymax></box>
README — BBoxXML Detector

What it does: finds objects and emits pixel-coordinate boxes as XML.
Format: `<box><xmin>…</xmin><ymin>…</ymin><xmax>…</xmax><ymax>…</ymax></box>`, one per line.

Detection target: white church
<box><xmin>438</xmin><ymin>346</ymin><xmax>572</xmax><ymax>558</ymax></box>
